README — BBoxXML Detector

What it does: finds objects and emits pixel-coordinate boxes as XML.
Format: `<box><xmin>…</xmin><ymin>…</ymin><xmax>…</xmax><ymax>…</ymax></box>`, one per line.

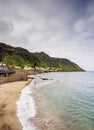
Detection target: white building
<box><xmin>0</xmin><ymin>63</ymin><xmax>8</xmax><ymax>70</ymax></box>
<box><xmin>24</xmin><ymin>65</ymin><xmax>35</xmax><ymax>71</ymax></box>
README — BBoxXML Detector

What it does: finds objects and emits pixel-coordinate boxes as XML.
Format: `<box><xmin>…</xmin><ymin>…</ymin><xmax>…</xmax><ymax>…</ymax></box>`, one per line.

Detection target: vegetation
<box><xmin>0</xmin><ymin>42</ymin><xmax>84</xmax><ymax>71</ymax></box>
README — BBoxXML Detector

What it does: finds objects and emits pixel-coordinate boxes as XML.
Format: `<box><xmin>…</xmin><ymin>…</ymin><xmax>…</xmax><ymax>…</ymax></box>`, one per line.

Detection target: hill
<box><xmin>0</xmin><ymin>42</ymin><xmax>84</xmax><ymax>71</ymax></box>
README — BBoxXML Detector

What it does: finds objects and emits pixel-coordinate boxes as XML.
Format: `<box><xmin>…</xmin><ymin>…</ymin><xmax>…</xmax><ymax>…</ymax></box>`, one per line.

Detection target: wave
<box><xmin>16</xmin><ymin>80</ymin><xmax>39</xmax><ymax>130</ymax></box>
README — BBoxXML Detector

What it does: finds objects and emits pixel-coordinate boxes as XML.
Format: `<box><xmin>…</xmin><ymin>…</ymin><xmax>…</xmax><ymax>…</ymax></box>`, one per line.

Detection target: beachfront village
<box><xmin>0</xmin><ymin>63</ymin><xmax>62</xmax><ymax>84</ymax></box>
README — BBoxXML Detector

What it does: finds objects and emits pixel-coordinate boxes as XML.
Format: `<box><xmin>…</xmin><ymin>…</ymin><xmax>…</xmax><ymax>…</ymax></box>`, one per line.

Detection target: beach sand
<box><xmin>0</xmin><ymin>76</ymin><xmax>69</xmax><ymax>130</ymax></box>
<box><xmin>0</xmin><ymin>80</ymin><xmax>31</xmax><ymax>130</ymax></box>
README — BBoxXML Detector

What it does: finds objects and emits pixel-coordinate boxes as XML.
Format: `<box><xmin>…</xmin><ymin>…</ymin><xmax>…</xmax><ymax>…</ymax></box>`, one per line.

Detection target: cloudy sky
<box><xmin>0</xmin><ymin>0</ymin><xmax>94</xmax><ymax>70</ymax></box>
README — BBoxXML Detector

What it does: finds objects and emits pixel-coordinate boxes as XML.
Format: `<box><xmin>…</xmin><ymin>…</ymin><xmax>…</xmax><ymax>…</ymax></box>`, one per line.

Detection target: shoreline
<box><xmin>16</xmin><ymin>79</ymin><xmax>38</xmax><ymax>130</ymax></box>
<box><xmin>30</xmin><ymin>88</ymin><xmax>61</xmax><ymax>130</ymax></box>
<box><xmin>0</xmin><ymin>79</ymin><xmax>32</xmax><ymax>130</ymax></box>
<box><xmin>29</xmin><ymin>74</ymin><xmax>68</xmax><ymax>130</ymax></box>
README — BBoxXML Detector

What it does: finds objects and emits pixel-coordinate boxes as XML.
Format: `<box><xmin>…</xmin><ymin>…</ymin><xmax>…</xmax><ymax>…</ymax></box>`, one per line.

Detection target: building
<box><xmin>0</xmin><ymin>63</ymin><xmax>15</xmax><ymax>77</ymax></box>
<box><xmin>0</xmin><ymin>63</ymin><xmax>8</xmax><ymax>70</ymax></box>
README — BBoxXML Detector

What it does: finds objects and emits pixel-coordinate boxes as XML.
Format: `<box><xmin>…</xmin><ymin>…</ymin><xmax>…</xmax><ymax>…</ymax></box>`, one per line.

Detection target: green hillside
<box><xmin>0</xmin><ymin>42</ymin><xmax>84</xmax><ymax>71</ymax></box>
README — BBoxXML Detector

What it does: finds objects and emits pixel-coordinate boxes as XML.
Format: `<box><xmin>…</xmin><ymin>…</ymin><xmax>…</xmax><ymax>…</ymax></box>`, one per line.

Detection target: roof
<box><xmin>0</xmin><ymin>70</ymin><xmax>15</xmax><ymax>74</ymax></box>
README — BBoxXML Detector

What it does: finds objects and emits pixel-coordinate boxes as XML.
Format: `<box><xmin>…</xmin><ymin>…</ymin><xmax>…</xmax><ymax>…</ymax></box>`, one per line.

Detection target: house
<box><xmin>0</xmin><ymin>63</ymin><xmax>15</xmax><ymax>77</ymax></box>
<box><xmin>0</xmin><ymin>63</ymin><xmax>8</xmax><ymax>70</ymax></box>
<box><xmin>24</xmin><ymin>65</ymin><xmax>35</xmax><ymax>71</ymax></box>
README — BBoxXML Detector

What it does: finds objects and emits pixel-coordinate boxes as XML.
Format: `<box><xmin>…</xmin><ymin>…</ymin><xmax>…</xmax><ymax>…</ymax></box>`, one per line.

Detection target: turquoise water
<box><xmin>34</xmin><ymin>72</ymin><xmax>94</xmax><ymax>130</ymax></box>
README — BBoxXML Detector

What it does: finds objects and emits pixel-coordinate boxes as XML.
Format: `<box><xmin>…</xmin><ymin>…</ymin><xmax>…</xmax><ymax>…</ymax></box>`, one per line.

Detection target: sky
<box><xmin>0</xmin><ymin>0</ymin><xmax>94</xmax><ymax>70</ymax></box>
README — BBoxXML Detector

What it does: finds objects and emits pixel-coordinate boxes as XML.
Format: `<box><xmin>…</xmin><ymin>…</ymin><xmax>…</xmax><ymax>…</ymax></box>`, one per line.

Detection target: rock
<box><xmin>41</xmin><ymin>78</ymin><xmax>49</xmax><ymax>80</ymax></box>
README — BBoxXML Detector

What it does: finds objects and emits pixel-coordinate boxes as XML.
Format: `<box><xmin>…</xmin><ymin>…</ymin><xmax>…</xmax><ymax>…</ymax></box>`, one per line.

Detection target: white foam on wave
<box><xmin>16</xmin><ymin>80</ymin><xmax>39</xmax><ymax>130</ymax></box>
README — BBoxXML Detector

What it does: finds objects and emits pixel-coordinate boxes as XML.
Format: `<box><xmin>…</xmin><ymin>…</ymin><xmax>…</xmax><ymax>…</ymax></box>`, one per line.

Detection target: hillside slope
<box><xmin>0</xmin><ymin>42</ymin><xmax>84</xmax><ymax>71</ymax></box>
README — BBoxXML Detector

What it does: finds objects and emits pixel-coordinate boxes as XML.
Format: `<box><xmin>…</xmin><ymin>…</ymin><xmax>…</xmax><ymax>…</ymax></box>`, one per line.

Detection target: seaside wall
<box><xmin>0</xmin><ymin>71</ymin><xmax>27</xmax><ymax>84</ymax></box>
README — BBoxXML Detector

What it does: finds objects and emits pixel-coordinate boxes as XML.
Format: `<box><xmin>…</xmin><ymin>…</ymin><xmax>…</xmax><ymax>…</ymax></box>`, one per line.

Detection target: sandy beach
<box><xmin>0</xmin><ymin>80</ymin><xmax>31</xmax><ymax>130</ymax></box>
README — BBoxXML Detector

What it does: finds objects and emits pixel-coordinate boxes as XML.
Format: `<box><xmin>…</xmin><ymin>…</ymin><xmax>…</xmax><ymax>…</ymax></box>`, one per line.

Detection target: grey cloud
<box><xmin>0</xmin><ymin>19</ymin><xmax>13</xmax><ymax>34</ymax></box>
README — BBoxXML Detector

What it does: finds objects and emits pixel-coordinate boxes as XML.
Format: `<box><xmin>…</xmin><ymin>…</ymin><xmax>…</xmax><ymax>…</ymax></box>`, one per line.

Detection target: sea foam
<box><xmin>16</xmin><ymin>80</ymin><xmax>39</xmax><ymax>130</ymax></box>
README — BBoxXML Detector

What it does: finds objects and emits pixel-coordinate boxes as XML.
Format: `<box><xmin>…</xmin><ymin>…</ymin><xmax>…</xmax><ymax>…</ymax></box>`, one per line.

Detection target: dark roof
<box><xmin>0</xmin><ymin>70</ymin><xmax>15</xmax><ymax>74</ymax></box>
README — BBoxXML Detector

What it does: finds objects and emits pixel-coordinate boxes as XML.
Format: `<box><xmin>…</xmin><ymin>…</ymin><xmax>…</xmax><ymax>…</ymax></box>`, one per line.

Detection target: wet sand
<box><xmin>0</xmin><ymin>80</ymin><xmax>31</xmax><ymax>130</ymax></box>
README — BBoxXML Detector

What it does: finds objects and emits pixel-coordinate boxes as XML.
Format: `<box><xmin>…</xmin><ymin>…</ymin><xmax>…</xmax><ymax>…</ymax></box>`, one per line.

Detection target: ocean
<box><xmin>17</xmin><ymin>72</ymin><xmax>94</xmax><ymax>130</ymax></box>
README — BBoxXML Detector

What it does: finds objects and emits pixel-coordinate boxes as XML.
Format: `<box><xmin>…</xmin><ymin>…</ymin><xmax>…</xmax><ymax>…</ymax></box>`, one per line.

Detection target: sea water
<box><xmin>32</xmin><ymin>72</ymin><xmax>94</xmax><ymax>130</ymax></box>
<box><xmin>17</xmin><ymin>72</ymin><xmax>94</xmax><ymax>130</ymax></box>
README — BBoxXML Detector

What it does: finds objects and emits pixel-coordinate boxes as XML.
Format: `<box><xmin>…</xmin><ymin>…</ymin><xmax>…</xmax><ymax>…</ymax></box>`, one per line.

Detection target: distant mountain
<box><xmin>0</xmin><ymin>42</ymin><xmax>84</xmax><ymax>71</ymax></box>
